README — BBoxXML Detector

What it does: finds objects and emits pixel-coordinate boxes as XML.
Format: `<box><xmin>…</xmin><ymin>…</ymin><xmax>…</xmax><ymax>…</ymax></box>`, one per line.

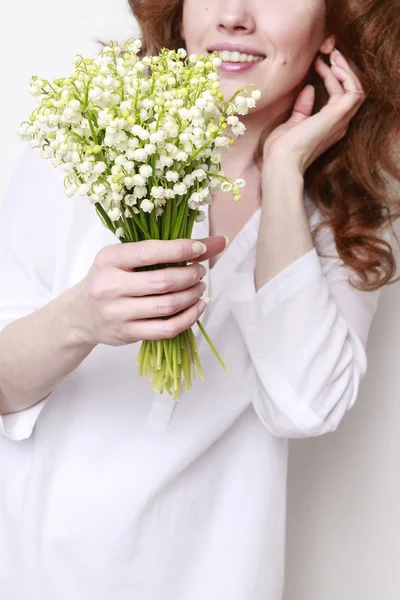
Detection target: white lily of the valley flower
<box><xmin>231</xmin><ymin>123</ymin><xmax>246</xmax><ymax>136</ymax></box>
<box><xmin>214</xmin><ymin>136</ymin><xmax>229</xmax><ymax>148</ymax></box>
<box><xmin>93</xmin><ymin>183</ymin><xmax>106</xmax><ymax>195</ymax></box>
<box><xmin>139</xmin><ymin>165</ymin><xmax>153</xmax><ymax>178</ymax></box>
<box><xmin>173</xmin><ymin>183</ymin><xmax>187</xmax><ymax>196</ymax></box>
<box><xmin>175</xmin><ymin>151</ymin><xmax>189</xmax><ymax>162</ymax></box>
<box><xmin>195</xmin><ymin>210</ymin><xmax>206</xmax><ymax>222</ymax></box>
<box><xmin>124</xmin><ymin>194</ymin><xmax>137</xmax><ymax>206</ymax></box>
<box><xmin>140</xmin><ymin>199</ymin><xmax>154</xmax><ymax>213</ymax></box>
<box><xmin>108</xmin><ymin>207</ymin><xmax>122</xmax><ymax>221</ymax></box>
<box><xmin>93</xmin><ymin>161</ymin><xmax>107</xmax><ymax>174</ymax></box>
<box><xmin>131</xmin><ymin>174</ymin><xmax>146</xmax><ymax>186</ymax></box>
<box><xmin>165</xmin><ymin>170</ymin><xmax>179</xmax><ymax>182</ymax></box>
<box><xmin>150</xmin><ymin>186</ymin><xmax>166</xmax><ymax>199</ymax></box>
<box><xmin>20</xmin><ymin>38</ymin><xmax>261</xmax><ymax>245</ymax></box>
<box><xmin>233</xmin><ymin>178</ymin><xmax>246</xmax><ymax>188</ymax></box>
<box><xmin>133</xmin><ymin>185</ymin><xmax>147</xmax><ymax>199</ymax></box>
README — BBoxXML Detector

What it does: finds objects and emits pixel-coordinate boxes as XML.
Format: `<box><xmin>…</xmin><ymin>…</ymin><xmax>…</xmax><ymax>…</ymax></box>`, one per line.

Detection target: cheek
<box><xmin>265</xmin><ymin>3</ymin><xmax>324</xmax><ymax>59</ymax></box>
<box><xmin>275</xmin><ymin>19</ymin><xmax>318</xmax><ymax>56</ymax></box>
<box><xmin>267</xmin><ymin>14</ymin><xmax>322</xmax><ymax>82</ymax></box>
<box><xmin>182</xmin><ymin>0</ymin><xmax>212</xmax><ymax>47</ymax></box>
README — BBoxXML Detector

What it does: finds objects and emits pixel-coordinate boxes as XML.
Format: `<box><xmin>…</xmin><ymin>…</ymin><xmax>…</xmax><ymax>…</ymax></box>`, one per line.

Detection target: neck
<box><xmin>221</xmin><ymin>94</ymin><xmax>294</xmax><ymax>177</ymax></box>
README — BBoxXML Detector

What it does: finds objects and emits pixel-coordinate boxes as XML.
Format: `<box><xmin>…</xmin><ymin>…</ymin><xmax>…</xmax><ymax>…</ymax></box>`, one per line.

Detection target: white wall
<box><xmin>0</xmin><ymin>0</ymin><xmax>138</xmax><ymax>202</ymax></box>
<box><xmin>2</xmin><ymin>1</ymin><xmax>400</xmax><ymax>597</ymax></box>
<box><xmin>284</xmin><ymin>285</ymin><xmax>400</xmax><ymax>600</ymax></box>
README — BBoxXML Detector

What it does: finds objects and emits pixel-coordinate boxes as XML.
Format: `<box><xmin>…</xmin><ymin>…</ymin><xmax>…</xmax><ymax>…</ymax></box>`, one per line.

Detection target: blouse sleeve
<box><xmin>228</xmin><ymin>206</ymin><xmax>382</xmax><ymax>439</ymax></box>
<box><xmin>0</xmin><ymin>147</ymin><xmax>70</xmax><ymax>441</ymax></box>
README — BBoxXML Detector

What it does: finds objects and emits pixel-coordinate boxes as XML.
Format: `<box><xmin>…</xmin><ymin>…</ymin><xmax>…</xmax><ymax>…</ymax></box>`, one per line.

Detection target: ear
<box><xmin>319</xmin><ymin>34</ymin><xmax>335</xmax><ymax>55</ymax></box>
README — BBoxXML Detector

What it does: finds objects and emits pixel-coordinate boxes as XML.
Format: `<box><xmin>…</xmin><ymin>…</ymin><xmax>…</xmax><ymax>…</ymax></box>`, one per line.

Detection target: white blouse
<box><xmin>0</xmin><ymin>148</ymin><xmax>381</xmax><ymax>599</ymax></box>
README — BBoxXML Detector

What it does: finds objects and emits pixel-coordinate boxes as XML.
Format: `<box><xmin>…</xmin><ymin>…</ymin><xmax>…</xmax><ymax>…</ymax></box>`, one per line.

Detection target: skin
<box><xmin>180</xmin><ymin>0</ymin><xmax>366</xmax><ymax>278</ymax></box>
<box><xmin>180</xmin><ymin>0</ymin><xmax>337</xmax><ymax>173</ymax></box>
<box><xmin>0</xmin><ymin>0</ymin><xmax>365</xmax><ymax>414</ymax></box>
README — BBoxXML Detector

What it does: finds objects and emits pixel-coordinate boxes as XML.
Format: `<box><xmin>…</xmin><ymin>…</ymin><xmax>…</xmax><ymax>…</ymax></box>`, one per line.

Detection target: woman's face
<box><xmin>181</xmin><ymin>0</ymin><xmax>334</xmax><ymax>114</ymax></box>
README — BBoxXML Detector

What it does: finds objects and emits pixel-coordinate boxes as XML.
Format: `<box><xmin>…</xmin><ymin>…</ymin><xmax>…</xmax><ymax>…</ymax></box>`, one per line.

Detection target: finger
<box><xmin>329</xmin><ymin>50</ymin><xmax>365</xmax><ymax>100</ymax></box>
<box><xmin>117</xmin><ymin>262</ymin><xmax>207</xmax><ymax>297</ymax></box>
<box><xmin>314</xmin><ymin>55</ymin><xmax>345</xmax><ymax>100</ymax></box>
<box><xmin>289</xmin><ymin>85</ymin><xmax>315</xmax><ymax>124</ymax></box>
<box><xmin>121</xmin><ymin>298</ymin><xmax>209</xmax><ymax>341</ymax></box>
<box><xmin>189</xmin><ymin>234</ymin><xmax>228</xmax><ymax>263</ymax></box>
<box><xmin>96</xmin><ymin>236</ymin><xmax>227</xmax><ymax>271</ymax></box>
<box><xmin>116</xmin><ymin>280</ymin><xmax>207</xmax><ymax>320</ymax></box>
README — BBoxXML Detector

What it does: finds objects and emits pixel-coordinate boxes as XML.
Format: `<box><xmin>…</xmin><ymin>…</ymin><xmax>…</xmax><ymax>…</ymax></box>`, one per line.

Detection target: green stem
<box><xmin>190</xmin><ymin>330</ymin><xmax>205</xmax><ymax>382</ymax></box>
<box><xmin>196</xmin><ymin>320</ymin><xmax>226</xmax><ymax>371</ymax></box>
<box><xmin>181</xmin><ymin>342</ymin><xmax>191</xmax><ymax>391</ymax></box>
<box><xmin>149</xmin><ymin>210</ymin><xmax>160</xmax><ymax>239</ymax></box>
<box><xmin>140</xmin><ymin>210</ymin><xmax>150</xmax><ymax>237</ymax></box>
<box><xmin>178</xmin><ymin>204</ymin><xmax>189</xmax><ymax>239</ymax></box>
<box><xmin>186</xmin><ymin>209</ymin><xmax>197</xmax><ymax>239</ymax></box>
<box><xmin>95</xmin><ymin>203</ymin><xmax>115</xmax><ymax>234</ymax></box>
<box><xmin>163</xmin><ymin>339</ymin><xmax>174</xmax><ymax>378</ymax></box>
<box><xmin>171</xmin><ymin>198</ymin><xmax>188</xmax><ymax>240</ymax></box>
<box><xmin>156</xmin><ymin>340</ymin><xmax>162</xmax><ymax>370</ymax></box>
<box><xmin>171</xmin><ymin>198</ymin><xmax>178</xmax><ymax>236</ymax></box>
<box><xmin>129</xmin><ymin>218</ymin><xmax>139</xmax><ymax>242</ymax></box>
<box><xmin>127</xmin><ymin>206</ymin><xmax>151</xmax><ymax>238</ymax></box>
<box><xmin>162</xmin><ymin>199</ymin><xmax>172</xmax><ymax>240</ymax></box>
<box><xmin>172</xmin><ymin>338</ymin><xmax>180</xmax><ymax>396</ymax></box>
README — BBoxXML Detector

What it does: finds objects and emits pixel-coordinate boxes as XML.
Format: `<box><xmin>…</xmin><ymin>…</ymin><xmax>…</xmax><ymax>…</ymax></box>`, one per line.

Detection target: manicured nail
<box><xmin>199</xmin><ymin>297</ymin><xmax>211</xmax><ymax>311</ymax></box>
<box><xmin>192</xmin><ymin>241</ymin><xmax>207</xmax><ymax>256</ymax></box>
<box><xmin>199</xmin><ymin>264</ymin><xmax>207</xmax><ymax>277</ymax></box>
<box><xmin>331</xmin><ymin>49</ymin><xmax>346</xmax><ymax>68</ymax></box>
<box><xmin>330</xmin><ymin>48</ymin><xmax>339</xmax><ymax>64</ymax></box>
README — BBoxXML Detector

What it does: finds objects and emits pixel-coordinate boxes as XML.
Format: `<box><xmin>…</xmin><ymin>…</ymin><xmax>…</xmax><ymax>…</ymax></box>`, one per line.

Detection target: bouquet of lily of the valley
<box><xmin>18</xmin><ymin>37</ymin><xmax>261</xmax><ymax>400</ymax></box>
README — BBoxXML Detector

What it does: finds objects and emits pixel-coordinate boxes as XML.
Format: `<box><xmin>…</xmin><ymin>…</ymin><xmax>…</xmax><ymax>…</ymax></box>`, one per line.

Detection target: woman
<box><xmin>0</xmin><ymin>0</ymin><xmax>399</xmax><ymax>598</ymax></box>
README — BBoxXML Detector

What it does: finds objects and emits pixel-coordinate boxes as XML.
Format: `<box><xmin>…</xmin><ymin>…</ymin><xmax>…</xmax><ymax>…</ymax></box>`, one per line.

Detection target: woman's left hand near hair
<box><xmin>263</xmin><ymin>49</ymin><xmax>366</xmax><ymax>175</ymax></box>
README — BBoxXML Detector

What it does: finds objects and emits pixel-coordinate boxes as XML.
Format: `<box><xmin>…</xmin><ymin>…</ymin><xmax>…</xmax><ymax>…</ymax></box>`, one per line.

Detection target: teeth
<box><xmin>217</xmin><ymin>50</ymin><xmax>265</xmax><ymax>63</ymax></box>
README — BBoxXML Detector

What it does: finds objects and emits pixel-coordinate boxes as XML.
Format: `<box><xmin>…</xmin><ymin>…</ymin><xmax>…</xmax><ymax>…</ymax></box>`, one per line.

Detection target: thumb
<box><xmin>288</xmin><ymin>85</ymin><xmax>315</xmax><ymax>124</ymax></box>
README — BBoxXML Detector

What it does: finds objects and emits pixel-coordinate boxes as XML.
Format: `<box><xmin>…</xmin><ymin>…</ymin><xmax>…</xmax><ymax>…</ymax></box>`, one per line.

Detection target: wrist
<box><xmin>261</xmin><ymin>160</ymin><xmax>305</xmax><ymax>213</ymax></box>
<box><xmin>59</xmin><ymin>280</ymin><xmax>98</xmax><ymax>349</ymax></box>
<box><xmin>263</xmin><ymin>154</ymin><xmax>304</xmax><ymax>182</ymax></box>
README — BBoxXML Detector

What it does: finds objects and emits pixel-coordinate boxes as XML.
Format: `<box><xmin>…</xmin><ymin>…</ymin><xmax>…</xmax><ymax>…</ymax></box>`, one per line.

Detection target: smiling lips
<box><xmin>208</xmin><ymin>47</ymin><xmax>267</xmax><ymax>73</ymax></box>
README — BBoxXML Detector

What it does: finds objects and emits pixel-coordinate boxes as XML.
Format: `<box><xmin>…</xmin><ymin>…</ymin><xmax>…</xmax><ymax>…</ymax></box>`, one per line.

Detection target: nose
<box><xmin>217</xmin><ymin>0</ymin><xmax>256</xmax><ymax>34</ymax></box>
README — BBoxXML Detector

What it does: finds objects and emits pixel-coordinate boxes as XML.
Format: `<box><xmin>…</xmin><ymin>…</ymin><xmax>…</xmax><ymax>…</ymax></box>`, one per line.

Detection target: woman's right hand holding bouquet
<box><xmin>73</xmin><ymin>235</ymin><xmax>226</xmax><ymax>347</ymax></box>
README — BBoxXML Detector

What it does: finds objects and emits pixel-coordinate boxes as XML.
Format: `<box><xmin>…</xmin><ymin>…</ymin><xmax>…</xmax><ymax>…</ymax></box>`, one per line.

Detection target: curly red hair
<box><xmin>126</xmin><ymin>0</ymin><xmax>400</xmax><ymax>291</ymax></box>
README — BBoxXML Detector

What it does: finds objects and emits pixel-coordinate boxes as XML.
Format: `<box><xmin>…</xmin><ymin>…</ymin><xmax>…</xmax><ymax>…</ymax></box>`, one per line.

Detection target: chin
<box><xmin>219</xmin><ymin>80</ymin><xmax>255</xmax><ymax>100</ymax></box>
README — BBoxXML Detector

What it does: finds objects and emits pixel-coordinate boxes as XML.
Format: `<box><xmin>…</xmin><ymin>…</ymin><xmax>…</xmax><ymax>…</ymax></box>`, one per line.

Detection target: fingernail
<box><xmin>224</xmin><ymin>235</ymin><xmax>230</xmax><ymax>246</ymax></box>
<box><xmin>200</xmin><ymin>281</ymin><xmax>207</xmax><ymax>293</ymax></box>
<box><xmin>199</xmin><ymin>264</ymin><xmax>207</xmax><ymax>277</ymax></box>
<box><xmin>192</xmin><ymin>241</ymin><xmax>207</xmax><ymax>256</ymax></box>
<box><xmin>199</xmin><ymin>297</ymin><xmax>211</xmax><ymax>311</ymax></box>
<box><xmin>330</xmin><ymin>48</ymin><xmax>339</xmax><ymax>64</ymax></box>
<box><xmin>331</xmin><ymin>49</ymin><xmax>346</xmax><ymax>68</ymax></box>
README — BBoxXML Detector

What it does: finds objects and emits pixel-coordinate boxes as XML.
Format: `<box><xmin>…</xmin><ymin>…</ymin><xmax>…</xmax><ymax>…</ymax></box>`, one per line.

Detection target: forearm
<box><xmin>0</xmin><ymin>279</ymin><xmax>96</xmax><ymax>416</ymax></box>
<box><xmin>255</xmin><ymin>162</ymin><xmax>314</xmax><ymax>292</ymax></box>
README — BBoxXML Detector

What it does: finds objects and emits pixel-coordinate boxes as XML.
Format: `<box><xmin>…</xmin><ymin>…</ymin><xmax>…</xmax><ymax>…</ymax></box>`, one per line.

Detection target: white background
<box><xmin>1</xmin><ymin>1</ymin><xmax>400</xmax><ymax>597</ymax></box>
